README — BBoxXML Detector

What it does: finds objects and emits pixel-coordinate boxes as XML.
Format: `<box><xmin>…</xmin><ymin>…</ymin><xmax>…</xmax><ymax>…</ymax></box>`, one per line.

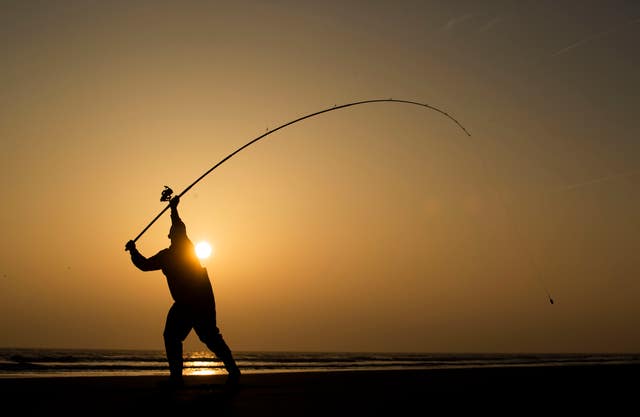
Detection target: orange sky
<box><xmin>1</xmin><ymin>1</ymin><xmax>639</xmax><ymax>353</ymax></box>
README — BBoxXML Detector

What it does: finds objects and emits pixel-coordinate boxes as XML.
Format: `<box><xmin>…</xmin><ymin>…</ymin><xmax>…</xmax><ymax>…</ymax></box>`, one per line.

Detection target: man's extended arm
<box><xmin>125</xmin><ymin>240</ymin><xmax>162</xmax><ymax>271</ymax></box>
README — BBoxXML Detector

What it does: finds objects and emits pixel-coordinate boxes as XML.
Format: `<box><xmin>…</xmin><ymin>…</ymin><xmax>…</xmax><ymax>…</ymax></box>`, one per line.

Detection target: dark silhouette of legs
<box><xmin>163</xmin><ymin>301</ymin><xmax>240</xmax><ymax>387</ymax></box>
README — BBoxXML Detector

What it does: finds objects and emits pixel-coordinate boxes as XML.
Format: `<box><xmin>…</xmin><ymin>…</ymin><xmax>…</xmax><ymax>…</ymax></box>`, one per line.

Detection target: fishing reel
<box><xmin>160</xmin><ymin>186</ymin><xmax>174</xmax><ymax>202</ymax></box>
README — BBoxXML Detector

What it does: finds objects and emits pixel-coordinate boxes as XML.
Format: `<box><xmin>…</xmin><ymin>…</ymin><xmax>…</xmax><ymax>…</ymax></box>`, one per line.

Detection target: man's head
<box><xmin>168</xmin><ymin>222</ymin><xmax>187</xmax><ymax>241</ymax></box>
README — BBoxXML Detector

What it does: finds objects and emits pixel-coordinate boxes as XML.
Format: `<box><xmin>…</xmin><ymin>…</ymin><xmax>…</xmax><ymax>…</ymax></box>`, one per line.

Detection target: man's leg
<box><xmin>194</xmin><ymin>309</ymin><xmax>240</xmax><ymax>383</ymax></box>
<box><xmin>163</xmin><ymin>303</ymin><xmax>193</xmax><ymax>386</ymax></box>
<box><xmin>210</xmin><ymin>332</ymin><xmax>240</xmax><ymax>376</ymax></box>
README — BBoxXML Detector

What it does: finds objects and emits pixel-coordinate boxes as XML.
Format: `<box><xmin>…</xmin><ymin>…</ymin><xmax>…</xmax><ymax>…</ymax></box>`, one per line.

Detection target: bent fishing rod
<box><xmin>128</xmin><ymin>98</ymin><xmax>471</xmax><ymax>244</ymax></box>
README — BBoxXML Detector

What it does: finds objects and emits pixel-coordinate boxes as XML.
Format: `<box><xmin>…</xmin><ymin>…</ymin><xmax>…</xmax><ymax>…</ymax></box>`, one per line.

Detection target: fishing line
<box><xmin>128</xmin><ymin>98</ymin><xmax>471</xmax><ymax>244</ymax></box>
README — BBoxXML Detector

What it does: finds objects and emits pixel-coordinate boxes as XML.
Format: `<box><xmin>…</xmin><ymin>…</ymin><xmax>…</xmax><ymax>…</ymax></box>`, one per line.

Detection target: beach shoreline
<box><xmin>1</xmin><ymin>364</ymin><xmax>635</xmax><ymax>415</ymax></box>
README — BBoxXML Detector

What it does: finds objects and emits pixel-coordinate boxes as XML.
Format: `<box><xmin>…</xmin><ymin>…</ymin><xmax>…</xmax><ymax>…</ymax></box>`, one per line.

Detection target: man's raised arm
<box><xmin>170</xmin><ymin>196</ymin><xmax>182</xmax><ymax>224</ymax></box>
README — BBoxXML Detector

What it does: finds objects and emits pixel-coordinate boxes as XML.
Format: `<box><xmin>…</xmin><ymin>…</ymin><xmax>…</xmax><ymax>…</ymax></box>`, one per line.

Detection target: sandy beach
<box><xmin>1</xmin><ymin>364</ymin><xmax>636</xmax><ymax>415</ymax></box>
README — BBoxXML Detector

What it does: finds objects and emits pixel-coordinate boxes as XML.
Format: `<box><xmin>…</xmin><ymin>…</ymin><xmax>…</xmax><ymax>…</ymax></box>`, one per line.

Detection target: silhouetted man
<box><xmin>125</xmin><ymin>196</ymin><xmax>240</xmax><ymax>388</ymax></box>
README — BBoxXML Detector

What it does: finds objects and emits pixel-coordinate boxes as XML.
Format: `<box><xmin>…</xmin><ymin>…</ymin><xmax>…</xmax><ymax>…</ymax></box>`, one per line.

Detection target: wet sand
<box><xmin>0</xmin><ymin>364</ymin><xmax>636</xmax><ymax>415</ymax></box>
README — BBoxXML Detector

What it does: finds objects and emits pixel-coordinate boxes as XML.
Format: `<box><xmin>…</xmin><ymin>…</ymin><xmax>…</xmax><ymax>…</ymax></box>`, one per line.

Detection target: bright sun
<box><xmin>195</xmin><ymin>241</ymin><xmax>212</xmax><ymax>259</ymax></box>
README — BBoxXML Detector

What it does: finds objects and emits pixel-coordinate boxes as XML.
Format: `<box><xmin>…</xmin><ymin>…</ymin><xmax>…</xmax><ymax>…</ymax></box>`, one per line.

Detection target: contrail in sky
<box><xmin>479</xmin><ymin>16</ymin><xmax>504</xmax><ymax>33</ymax></box>
<box><xmin>558</xmin><ymin>169</ymin><xmax>638</xmax><ymax>192</ymax></box>
<box><xmin>551</xmin><ymin>17</ymin><xmax>640</xmax><ymax>57</ymax></box>
<box><xmin>444</xmin><ymin>13</ymin><xmax>474</xmax><ymax>31</ymax></box>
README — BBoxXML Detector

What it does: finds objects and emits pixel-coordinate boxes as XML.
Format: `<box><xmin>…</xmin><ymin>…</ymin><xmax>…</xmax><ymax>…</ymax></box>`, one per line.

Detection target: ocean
<box><xmin>1</xmin><ymin>349</ymin><xmax>638</xmax><ymax>378</ymax></box>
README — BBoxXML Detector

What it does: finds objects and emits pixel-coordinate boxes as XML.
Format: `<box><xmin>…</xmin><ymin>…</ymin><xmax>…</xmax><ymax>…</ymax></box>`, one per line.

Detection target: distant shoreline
<box><xmin>3</xmin><ymin>348</ymin><xmax>638</xmax><ymax>379</ymax></box>
<box><xmin>1</xmin><ymin>364</ymin><xmax>636</xmax><ymax>415</ymax></box>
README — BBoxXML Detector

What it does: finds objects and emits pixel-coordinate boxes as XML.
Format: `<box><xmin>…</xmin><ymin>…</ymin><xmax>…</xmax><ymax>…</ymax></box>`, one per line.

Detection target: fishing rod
<box><xmin>126</xmin><ymin>98</ymin><xmax>558</xmax><ymax>305</ymax></box>
<box><xmin>128</xmin><ymin>98</ymin><xmax>471</xmax><ymax>245</ymax></box>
